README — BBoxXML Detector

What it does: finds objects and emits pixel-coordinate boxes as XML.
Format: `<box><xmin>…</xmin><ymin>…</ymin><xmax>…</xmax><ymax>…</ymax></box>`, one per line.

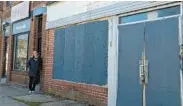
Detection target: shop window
<box><xmin>119</xmin><ymin>13</ymin><xmax>148</xmax><ymax>24</ymax></box>
<box><xmin>14</xmin><ymin>34</ymin><xmax>29</xmax><ymax>71</ymax></box>
<box><xmin>6</xmin><ymin>1</ymin><xmax>11</xmax><ymax>7</ymax></box>
<box><xmin>158</xmin><ymin>6</ymin><xmax>180</xmax><ymax>17</ymax></box>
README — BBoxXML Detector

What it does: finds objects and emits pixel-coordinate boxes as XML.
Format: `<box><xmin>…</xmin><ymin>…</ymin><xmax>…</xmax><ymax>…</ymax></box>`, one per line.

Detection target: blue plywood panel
<box><xmin>146</xmin><ymin>17</ymin><xmax>180</xmax><ymax>106</ymax></box>
<box><xmin>53</xmin><ymin>28</ymin><xmax>65</xmax><ymax>79</ymax></box>
<box><xmin>63</xmin><ymin>26</ymin><xmax>76</xmax><ymax>82</ymax></box>
<box><xmin>93</xmin><ymin>21</ymin><xmax>108</xmax><ymax>85</ymax></box>
<box><xmin>82</xmin><ymin>21</ymin><xmax>108</xmax><ymax>85</ymax></box>
<box><xmin>82</xmin><ymin>22</ymin><xmax>95</xmax><ymax>84</ymax></box>
<box><xmin>74</xmin><ymin>24</ymin><xmax>85</xmax><ymax>82</ymax></box>
<box><xmin>53</xmin><ymin>20</ymin><xmax>108</xmax><ymax>86</ymax></box>
<box><xmin>117</xmin><ymin>23</ymin><xmax>144</xmax><ymax>106</ymax></box>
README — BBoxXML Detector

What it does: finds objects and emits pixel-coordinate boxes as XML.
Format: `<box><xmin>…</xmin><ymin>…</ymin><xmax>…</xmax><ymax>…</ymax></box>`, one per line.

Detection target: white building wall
<box><xmin>47</xmin><ymin>1</ymin><xmax>117</xmax><ymax>22</ymax></box>
<box><xmin>46</xmin><ymin>1</ymin><xmax>176</xmax><ymax>29</ymax></box>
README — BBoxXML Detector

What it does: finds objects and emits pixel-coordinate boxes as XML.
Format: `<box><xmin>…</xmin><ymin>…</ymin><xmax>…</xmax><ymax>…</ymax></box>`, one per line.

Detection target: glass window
<box><xmin>119</xmin><ymin>13</ymin><xmax>147</xmax><ymax>24</ymax></box>
<box><xmin>14</xmin><ymin>34</ymin><xmax>29</xmax><ymax>71</ymax></box>
<box><xmin>158</xmin><ymin>6</ymin><xmax>180</xmax><ymax>17</ymax></box>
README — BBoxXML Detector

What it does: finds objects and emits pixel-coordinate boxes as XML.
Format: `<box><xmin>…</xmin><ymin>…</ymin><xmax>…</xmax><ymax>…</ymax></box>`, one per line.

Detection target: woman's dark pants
<box><xmin>29</xmin><ymin>76</ymin><xmax>38</xmax><ymax>91</ymax></box>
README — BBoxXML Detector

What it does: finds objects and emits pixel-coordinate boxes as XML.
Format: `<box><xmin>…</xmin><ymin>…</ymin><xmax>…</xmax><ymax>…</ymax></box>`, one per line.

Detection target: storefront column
<box><xmin>0</xmin><ymin>35</ymin><xmax>5</xmax><ymax>80</ymax></box>
<box><xmin>40</xmin><ymin>13</ymin><xmax>47</xmax><ymax>92</ymax></box>
<box><xmin>7</xmin><ymin>25</ymin><xmax>13</xmax><ymax>83</ymax></box>
<box><xmin>108</xmin><ymin>16</ymin><xmax>118</xmax><ymax>106</ymax></box>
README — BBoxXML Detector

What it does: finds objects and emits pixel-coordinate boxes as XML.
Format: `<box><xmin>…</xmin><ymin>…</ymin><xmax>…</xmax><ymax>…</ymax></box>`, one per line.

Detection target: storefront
<box><xmin>46</xmin><ymin>1</ymin><xmax>183</xmax><ymax>106</ymax></box>
<box><xmin>12</xmin><ymin>18</ymin><xmax>30</xmax><ymax>72</ymax></box>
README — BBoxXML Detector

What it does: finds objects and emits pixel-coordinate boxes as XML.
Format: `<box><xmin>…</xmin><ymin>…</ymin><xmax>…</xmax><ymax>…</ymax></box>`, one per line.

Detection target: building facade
<box><xmin>0</xmin><ymin>1</ymin><xmax>183</xmax><ymax>106</ymax></box>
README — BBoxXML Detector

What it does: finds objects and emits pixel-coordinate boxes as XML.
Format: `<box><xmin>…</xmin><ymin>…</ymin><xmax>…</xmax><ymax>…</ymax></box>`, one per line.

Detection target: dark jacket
<box><xmin>27</xmin><ymin>57</ymin><xmax>42</xmax><ymax>77</ymax></box>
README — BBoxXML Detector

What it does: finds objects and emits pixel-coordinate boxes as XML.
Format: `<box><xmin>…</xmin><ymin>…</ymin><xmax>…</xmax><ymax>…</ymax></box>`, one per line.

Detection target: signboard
<box><xmin>11</xmin><ymin>1</ymin><xmax>29</xmax><ymax>22</ymax></box>
<box><xmin>13</xmin><ymin>18</ymin><xmax>31</xmax><ymax>35</ymax></box>
<box><xmin>33</xmin><ymin>7</ymin><xmax>47</xmax><ymax>16</ymax></box>
<box><xmin>47</xmin><ymin>1</ymin><xmax>116</xmax><ymax>22</ymax></box>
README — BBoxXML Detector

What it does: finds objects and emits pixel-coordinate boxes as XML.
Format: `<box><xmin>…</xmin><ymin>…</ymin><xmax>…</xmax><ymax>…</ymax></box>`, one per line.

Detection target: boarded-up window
<box><xmin>53</xmin><ymin>20</ymin><xmax>108</xmax><ymax>86</ymax></box>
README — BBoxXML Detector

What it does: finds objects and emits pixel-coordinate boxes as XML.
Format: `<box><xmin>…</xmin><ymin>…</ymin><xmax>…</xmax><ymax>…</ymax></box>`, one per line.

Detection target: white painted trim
<box><xmin>180</xmin><ymin>2</ymin><xmax>183</xmax><ymax>16</ymax></box>
<box><xmin>179</xmin><ymin>16</ymin><xmax>183</xmax><ymax>106</ymax></box>
<box><xmin>46</xmin><ymin>1</ymin><xmax>178</xmax><ymax>29</ymax></box>
<box><xmin>180</xmin><ymin>70</ymin><xmax>183</xmax><ymax>106</ymax></box>
<box><xmin>119</xmin><ymin>15</ymin><xmax>180</xmax><ymax>26</ymax></box>
<box><xmin>108</xmin><ymin>16</ymin><xmax>118</xmax><ymax>106</ymax></box>
<box><xmin>147</xmin><ymin>11</ymin><xmax>158</xmax><ymax>20</ymax></box>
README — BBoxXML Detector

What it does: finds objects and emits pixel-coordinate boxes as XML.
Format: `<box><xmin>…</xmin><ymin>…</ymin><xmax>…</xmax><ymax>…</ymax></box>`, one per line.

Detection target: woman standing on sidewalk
<box><xmin>27</xmin><ymin>50</ymin><xmax>42</xmax><ymax>93</ymax></box>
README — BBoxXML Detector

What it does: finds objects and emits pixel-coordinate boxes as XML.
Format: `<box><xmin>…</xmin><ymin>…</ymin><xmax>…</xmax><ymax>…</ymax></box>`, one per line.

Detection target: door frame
<box><xmin>108</xmin><ymin>2</ymin><xmax>183</xmax><ymax>106</ymax></box>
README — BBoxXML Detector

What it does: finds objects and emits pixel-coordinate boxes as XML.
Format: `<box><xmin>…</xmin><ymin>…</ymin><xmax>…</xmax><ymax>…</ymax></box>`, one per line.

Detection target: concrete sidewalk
<box><xmin>0</xmin><ymin>83</ymin><xmax>89</xmax><ymax>106</ymax></box>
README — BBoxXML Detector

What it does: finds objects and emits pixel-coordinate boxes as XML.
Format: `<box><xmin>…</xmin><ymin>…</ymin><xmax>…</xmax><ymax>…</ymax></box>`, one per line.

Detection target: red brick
<box><xmin>0</xmin><ymin>1</ymin><xmax>108</xmax><ymax>106</ymax></box>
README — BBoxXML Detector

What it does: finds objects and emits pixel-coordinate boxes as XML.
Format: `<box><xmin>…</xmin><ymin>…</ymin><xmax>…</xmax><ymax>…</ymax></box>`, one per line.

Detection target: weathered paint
<box><xmin>117</xmin><ymin>17</ymin><xmax>180</xmax><ymax>106</ymax></box>
<box><xmin>108</xmin><ymin>17</ymin><xmax>118</xmax><ymax>106</ymax></box>
<box><xmin>47</xmin><ymin>1</ymin><xmax>116</xmax><ymax>22</ymax></box>
<box><xmin>117</xmin><ymin>22</ymin><xmax>144</xmax><ymax>106</ymax></box>
<box><xmin>53</xmin><ymin>20</ymin><xmax>108</xmax><ymax>86</ymax></box>
<box><xmin>146</xmin><ymin>17</ymin><xmax>180</xmax><ymax>106</ymax></box>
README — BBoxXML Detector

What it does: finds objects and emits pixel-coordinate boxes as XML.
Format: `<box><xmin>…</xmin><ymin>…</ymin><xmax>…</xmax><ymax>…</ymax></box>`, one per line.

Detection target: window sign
<box><xmin>13</xmin><ymin>18</ymin><xmax>31</xmax><ymax>35</ymax></box>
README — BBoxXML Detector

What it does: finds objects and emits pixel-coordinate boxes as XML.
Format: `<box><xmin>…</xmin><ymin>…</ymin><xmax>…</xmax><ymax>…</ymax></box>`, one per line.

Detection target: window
<box><xmin>158</xmin><ymin>6</ymin><xmax>180</xmax><ymax>17</ymax></box>
<box><xmin>119</xmin><ymin>13</ymin><xmax>148</xmax><ymax>24</ymax></box>
<box><xmin>119</xmin><ymin>6</ymin><xmax>180</xmax><ymax>24</ymax></box>
<box><xmin>14</xmin><ymin>34</ymin><xmax>29</xmax><ymax>71</ymax></box>
<box><xmin>6</xmin><ymin>1</ymin><xmax>11</xmax><ymax>7</ymax></box>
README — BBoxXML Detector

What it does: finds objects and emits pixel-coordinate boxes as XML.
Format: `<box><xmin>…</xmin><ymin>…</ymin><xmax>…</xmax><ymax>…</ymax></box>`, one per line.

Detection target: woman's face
<box><xmin>33</xmin><ymin>51</ymin><xmax>38</xmax><ymax>57</ymax></box>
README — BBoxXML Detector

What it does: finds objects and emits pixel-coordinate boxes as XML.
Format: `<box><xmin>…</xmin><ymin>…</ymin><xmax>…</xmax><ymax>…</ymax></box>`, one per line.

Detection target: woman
<box><xmin>27</xmin><ymin>51</ymin><xmax>42</xmax><ymax>93</ymax></box>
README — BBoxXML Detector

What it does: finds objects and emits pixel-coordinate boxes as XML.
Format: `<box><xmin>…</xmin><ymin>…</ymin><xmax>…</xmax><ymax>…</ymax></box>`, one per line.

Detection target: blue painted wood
<box><xmin>117</xmin><ymin>17</ymin><xmax>181</xmax><ymax>106</ymax></box>
<box><xmin>53</xmin><ymin>28</ymin><xmax>65</xmax><ymax>79</ymax></box>
<box><xmin>117</xmin><ymin>23</ymin><xmax>144</xmax><ymax>106</ymax></box>
<box><xmin>146</xmin><ymin>17</ymin><xmax>180</xmax><ymax>106</ymax></box>
<box><xmin>53</xmin><ymin>20</ymin><xmax>108</xmax><ymax>85</ymax></box>
<box><xmin>33</xmin><ymin>7</ymin><xmax>47</xmax><ymax>16</ymax></box>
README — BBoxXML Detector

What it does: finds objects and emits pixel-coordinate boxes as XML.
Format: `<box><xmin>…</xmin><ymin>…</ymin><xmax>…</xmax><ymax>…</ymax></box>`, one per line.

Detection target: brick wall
<box><xmin>1</xmin><ymin>1</ymin><xmax>48</xmax><ymax>86</ymax></box>
<box><xmin>7</xmin><ymin>26</ymin><xmax>13</xmax><ymax>83</ymax></box>
<box><xmin>40</xmin><ymin>14</ymin><xmax>47</xmax><ymax>91</ymax></box>
<box><xmin>0</xmin><ymin>36</ymin><xmax>4</xmax><ymax>79</ymax></box>
<box><xmin>0</xmin><ymin>1</ymin><xmax>108</xmax><ymax>105</ymax></box>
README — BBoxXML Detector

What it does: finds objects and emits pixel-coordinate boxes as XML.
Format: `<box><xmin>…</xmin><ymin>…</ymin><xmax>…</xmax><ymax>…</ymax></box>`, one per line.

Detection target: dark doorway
<box><xmin>36</xmin><ymin>15</ymin><xmax>43</xmax><ymax>86</ymax></box>
<box><xmin>37</xmin><ymin>15</ymin><xmax>43</xmax><ymax>56</ymax></box>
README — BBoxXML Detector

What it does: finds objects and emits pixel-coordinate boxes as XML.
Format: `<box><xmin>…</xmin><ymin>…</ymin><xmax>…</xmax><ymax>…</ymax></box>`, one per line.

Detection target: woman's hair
<box><xmin>32</xmin><ymin>50</ymin><xmax>39</xmax><ymax>58</ymax></box>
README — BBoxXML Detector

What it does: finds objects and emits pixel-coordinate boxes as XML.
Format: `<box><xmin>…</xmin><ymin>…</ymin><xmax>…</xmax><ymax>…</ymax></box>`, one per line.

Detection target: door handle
<box><xmin>139</xmin><ymin>51</ymin><xmax>148</xmax><ymax>84</ymax></box>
